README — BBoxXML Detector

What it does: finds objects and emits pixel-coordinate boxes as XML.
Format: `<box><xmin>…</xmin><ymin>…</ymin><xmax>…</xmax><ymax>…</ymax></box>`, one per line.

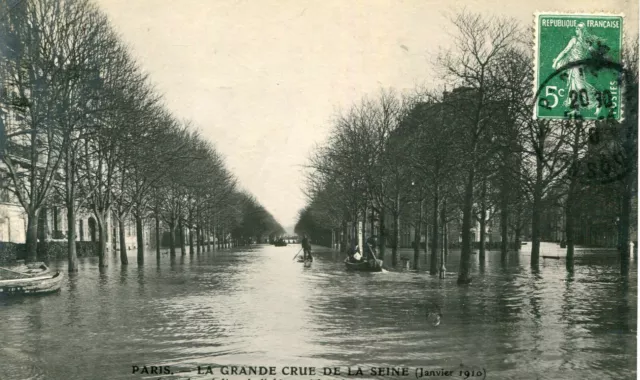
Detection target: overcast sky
<box><xmin>96</xmin><ymin>0</ymin><xmax>638</xmax><ymax>230</ymax></box>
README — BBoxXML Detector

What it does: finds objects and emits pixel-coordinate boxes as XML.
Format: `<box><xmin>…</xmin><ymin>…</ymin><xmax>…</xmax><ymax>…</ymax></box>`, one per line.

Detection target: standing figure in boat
<box><xmin>301</xmin><ymin>234</ymin><xmax>313</xmax><ymax>262</ymax></box>
<box><xmin>364</xmin><ymin>236</ymin><xmax>378</xmax><ymax>261</ymax></box>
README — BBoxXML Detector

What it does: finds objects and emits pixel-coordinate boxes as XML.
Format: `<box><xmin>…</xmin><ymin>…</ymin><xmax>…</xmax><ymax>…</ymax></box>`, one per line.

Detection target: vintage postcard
<box><xmin>0</xmin><ymin>0</ymin><xmax>637</xmax><ymax>380</ymax></box>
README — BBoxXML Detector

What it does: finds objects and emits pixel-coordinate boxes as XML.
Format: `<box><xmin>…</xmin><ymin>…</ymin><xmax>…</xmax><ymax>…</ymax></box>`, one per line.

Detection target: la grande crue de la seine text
<box><xmin>132</xmin><ymin>365</ymin><xmax>486</xmax><ymax>379</ymax></box>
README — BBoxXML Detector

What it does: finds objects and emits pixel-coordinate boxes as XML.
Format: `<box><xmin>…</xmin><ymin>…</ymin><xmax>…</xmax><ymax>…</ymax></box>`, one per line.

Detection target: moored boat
<box><xmin>0</xmin><ymin>261</ymin><xmax>51</xmax><ymax>279</ymax></box>
<box><xmin>0</xmin><ymin>271</ymin><xmax>64</xmax><ymax>295</ymax></box>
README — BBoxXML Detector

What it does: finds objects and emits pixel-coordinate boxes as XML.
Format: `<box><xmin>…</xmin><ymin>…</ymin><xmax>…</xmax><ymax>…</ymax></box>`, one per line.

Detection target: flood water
<box><xmin>0</xmin><ymin>243</ymin><xmax>636</xmax><ymax>380</ymax></box>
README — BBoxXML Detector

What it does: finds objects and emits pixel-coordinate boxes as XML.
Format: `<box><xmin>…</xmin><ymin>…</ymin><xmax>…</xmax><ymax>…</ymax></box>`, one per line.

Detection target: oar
<box><xmin>366</xmin><ymin>243</ymin><xmax>383</xmax><ymax>269</ymax></box>
<box><xmin>292</xmin><ymin>247</ymin><xmax>303</xmax><ymax>261</ymax></box>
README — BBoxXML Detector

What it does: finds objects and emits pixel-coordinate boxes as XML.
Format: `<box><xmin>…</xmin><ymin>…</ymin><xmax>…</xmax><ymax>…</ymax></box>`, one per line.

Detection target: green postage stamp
<box><xmin>534</xmin><ymin>13</ymin><xmax>624</xmax><ymax>120</ymax></box>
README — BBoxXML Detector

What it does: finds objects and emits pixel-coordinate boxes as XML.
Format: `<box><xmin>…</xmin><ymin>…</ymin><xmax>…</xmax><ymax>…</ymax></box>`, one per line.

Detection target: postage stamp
<box><xmin>534</xmin><ymin>13</ymin><xmax>624</xmax><ymax>120</ymax></box>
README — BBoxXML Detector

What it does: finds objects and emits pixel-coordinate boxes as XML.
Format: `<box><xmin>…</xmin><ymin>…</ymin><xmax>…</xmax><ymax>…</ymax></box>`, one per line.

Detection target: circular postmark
<box><xmin>534</xmin><ymin>56</ymin><xmax>636</xmax><ymax>185</ymax></box>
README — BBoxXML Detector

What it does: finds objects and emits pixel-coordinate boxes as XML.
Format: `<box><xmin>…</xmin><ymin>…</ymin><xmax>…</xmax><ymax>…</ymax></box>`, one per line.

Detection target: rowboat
<box><xmin>344</xmin><ymin>258</ymin><xmax>383</xmax><ymax>272</ymax></box>
<box><xmin>345</xmin><ymin>242</ymin><xmax>384</xmax><ymax>272</ymax></box>
<box><xmin>0</xmin><ymin>261</ymin><xmax>51</xmax><ymax>279</ymax></box>
<box><xmin>0</xmin><ymin>271</ymin><xmax>64</xmax><ymax>295</ymax></box>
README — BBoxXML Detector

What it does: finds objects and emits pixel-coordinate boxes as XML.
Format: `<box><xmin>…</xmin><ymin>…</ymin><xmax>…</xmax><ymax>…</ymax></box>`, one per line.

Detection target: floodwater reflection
<box><xmin>0</xmin><ymin>243</ymin><xmax>635</xmax><ymax>380</ymax></box>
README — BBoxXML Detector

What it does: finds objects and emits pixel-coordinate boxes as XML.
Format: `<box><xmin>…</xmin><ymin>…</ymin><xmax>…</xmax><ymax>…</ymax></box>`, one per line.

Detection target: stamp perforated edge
<box><xmin>532</xmin><ymin>11</ymin><xmax>626</xmax><ymax>121</ymax></box>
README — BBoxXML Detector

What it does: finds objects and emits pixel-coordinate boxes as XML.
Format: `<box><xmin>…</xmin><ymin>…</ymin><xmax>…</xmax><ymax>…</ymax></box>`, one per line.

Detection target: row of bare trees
<box><xmin>297</xmin><ymin>11</ymin><xmax>638</xmax><ymax>282</ymax></box>
<box><xmin>0</xmin><ymin>0</ymin><xmax>284</xmax><ymax>270</ymax></box>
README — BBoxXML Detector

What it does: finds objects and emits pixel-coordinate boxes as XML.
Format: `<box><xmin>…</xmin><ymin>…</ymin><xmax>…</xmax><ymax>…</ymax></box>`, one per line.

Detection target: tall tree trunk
<box><xmin>619</xmin><ymin>170</ymin><xmax>632</xmax><ymax>275</ymax></box>
<box><xmin>179</xmin><ymin>220</ymin><xmax>186</xmax><ymax>256</ymax></box>
<box><xmin>65</xmin><ymin>145</ymin><xmax>78</xmax><ymax>271</ymax></box>
<box><xmin>206</xmin><ymin>225</ymin><xmax>211</xmax><ymax>252</ymax></box>
<box><xmin>565</xmin><ymin>196</ymin><xmax>575</xmax><ymax>271</ymax></box>
<box><xmin>458</xmin><ymin>167</ymin><xmax>475</xmax><ymax>285</ymax></box>
<box><xmin>189</xmin><ymin>226</ymin><xmax>195</xmax><ymax>255</ymax></box>
<box><xmin>67</xmin><ymin>204</ymin><xmax>78</xmax><ymax>272</ymax></box>
<box><xmin>514</xmin><ymin>224</ymin><xmax>522</xmax><ymax>251</ymax></box>
<box><xmin>136</xmin><ymin>214</ymin><xmax>144</xmax><ymax>265</ymax></box>
<box><xmin>169</xmin><ymin>221</ymin><xmax>176</xmax><ymax>257</ymax></box>
<box><xmin>413</xmin><ymin>199</ymin><xmax>422</xmax><ymax>270</ymax></box>
<box><xmin>479</xmin><ymin>180</ymin><xmax>487</xmax><ymax>263</ymax></box>
<box><xmin>531</xmin><ymin>153</ymin><xmax>544</xmax><ymax>267</ymax></box>
<box><xmin>25</xmin><ymin>209</ymin><xmax>39</xmax><ymax>262</ymax></box>
<box><xmin>155</xmin><ymin>214</ymin><xmax>161</xmax><ymax>258</ymax></box>
<box><xmin>378</xmin><ymin>210</ymin><xmax>386</xmax><ymax>259</ymax></box>
<box><xmin>430</xmin><ymin>187</ymin><xmax>439</xmax><ymax>275</ymax></box>
<box><xmin>196</xmin><ymin>226</ymin><xmax>202</xmax><ymax>254</ymax></box>
<box><xmin>439</xmin><ymin>199</ymin><xmax>447</xmax><ymax>278</ymax></box>
<box><xmin>444</xmin><ymin>221</ymin><xmax>449</xmax><ymax>261</ymax></box>
<box><xmin>500</xmin><ymin>184</ymin><xmax>509</xmax><ymax>262</ymax></box>
<box><xmin>499</xmin><ymin>154</ymin><xmax>511</xmax><ymax>261</ymax></box>
<box><xmin>392</xmin><ymin>210</ymin><xmax>400</xmax><ymax>267</ymax></box>
<box><xmin>443</xmin><ymin>198</ymin><xmax>449</xmax><ymax>262</ymax></box>
<box><xmin>370</xmin><ymin>209</ymin><xmax>375</xmax><ymax>238</ymax></box>
<box><xmin>213</xmin><ymin>225</ymin><xmax>217</xmax><ymax>251</ymax></box>
<box><xmin>119</xmin><ymin>218</ymin><xmax>128</xmax><ymax>265</ymax></box>
<box><xmin>97</xmin><ymin>214</ymin><xmax>107</xmax><ymax>267</ymax></box>
<box><xmin>363</xmin><ymin>204</ymin><xmax>368</xmax><ymax>238</ymax></box>
<box><xmin>619</xmin><ymin>72</ymin><xmax>637</xmax><ymax>274</ymax></box>
<box><xmin>566</xmin><ymin>125</ymin><xmax>581</xmax><ymax>271</ymax></box>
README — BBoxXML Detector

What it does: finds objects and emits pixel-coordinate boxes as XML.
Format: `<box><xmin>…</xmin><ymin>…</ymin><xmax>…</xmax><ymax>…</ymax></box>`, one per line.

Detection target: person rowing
<box><xmin>301</xmin><ymin>234</ymin><xmax>313</xmax><ymax>262</ymax></box>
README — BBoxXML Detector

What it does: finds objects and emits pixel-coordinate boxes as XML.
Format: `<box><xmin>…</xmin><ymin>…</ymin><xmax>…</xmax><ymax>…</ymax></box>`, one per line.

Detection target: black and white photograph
<box><xmin>0</xmin><ymin>0</ymin><xmax>638</xmax><ymax>379</ymax></box>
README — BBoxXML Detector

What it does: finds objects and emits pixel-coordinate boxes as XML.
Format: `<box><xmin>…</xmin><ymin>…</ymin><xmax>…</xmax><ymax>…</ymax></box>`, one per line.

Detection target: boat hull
<box><xmin>344</xmin><ymin>258</ymin><xmax>383</xmax><ymax>272</ymax></box>
<box><xmin>0</xmin><ymin>271</ymin><xmax>64</xmax><ymax>295</ymax></box>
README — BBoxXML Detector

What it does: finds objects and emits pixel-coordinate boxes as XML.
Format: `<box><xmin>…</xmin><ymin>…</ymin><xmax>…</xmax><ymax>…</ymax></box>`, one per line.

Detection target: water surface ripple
<box><xmin>0</xmin><ymin>243</ymin><xmax>635</xmax><ymax>380</ymax></box>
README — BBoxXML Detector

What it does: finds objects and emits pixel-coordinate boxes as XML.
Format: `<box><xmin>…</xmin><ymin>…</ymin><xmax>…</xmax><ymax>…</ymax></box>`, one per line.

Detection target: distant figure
<box><xmin>302</xmin><ymin>234</ymin><xmax>313</xmax><ymax>262</ymax></box>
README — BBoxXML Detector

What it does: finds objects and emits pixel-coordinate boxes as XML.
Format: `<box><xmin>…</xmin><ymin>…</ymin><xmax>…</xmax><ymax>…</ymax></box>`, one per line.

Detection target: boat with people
<box><xmin>0</xmin><ymin>263</ymin><xmax>63</xmax><ymax>295</ymax></box>
<box><xmin>344</xmin><ymin>257</ymin><xmax>383</xmax><ymax>272</ymax></box>
<box><xmin>345</xmin><ymin>237</ymin><xmax>383</xmax><ymax>272</ymax></box>
<box><xmin>274</xmin><ymin>238</ymin><xmax>287</xmax><ymax>247</ymax></box>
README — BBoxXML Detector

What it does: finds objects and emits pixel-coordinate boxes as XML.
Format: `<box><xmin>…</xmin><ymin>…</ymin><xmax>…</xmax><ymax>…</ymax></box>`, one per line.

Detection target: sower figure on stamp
<box><xmin>301</xmin><ymin>234</ymin><xmax>313</xmax><ymax>262</ymax></box>
<box><xmin>552</xmin><ymin>22</ymin><xmax>606</xmax><ymax>115</ymax></box>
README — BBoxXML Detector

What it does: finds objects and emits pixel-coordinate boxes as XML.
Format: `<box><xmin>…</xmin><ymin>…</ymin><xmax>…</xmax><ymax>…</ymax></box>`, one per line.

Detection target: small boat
<box><xmin>345</xmin><ymin>242</ymin><xmax>384</xmax><ymax>272</ymax></box>
<box><xmin>344</xmin><ymin>258</ymin><xmax>383</xmax><ymax>272</ymax></box>
<box><xmin>0</xmin><ymin>262</ymin><xmax>51</xmax><ymax>279</ymax></box>
<box><xmin>274</xmin><ymin>239</ymin><xmax>287</xmax><ymax>247</ymax></box>
<box><xmin>0</xmin><ymin>271</ymin><xmax>64</xmax><ymax>295</ymax></box>
<box><xmin>542</xmin><ymin>255</ymin><xmax>561</xmax><ymax>260</ymax></box>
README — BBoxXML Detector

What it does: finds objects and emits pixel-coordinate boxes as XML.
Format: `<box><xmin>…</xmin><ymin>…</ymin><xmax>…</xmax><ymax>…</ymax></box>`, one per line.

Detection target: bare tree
<box><xmin>437</xmin><ymin>11</ymin><xmax>520</xmax><ymax>284</ymax></box>
<box><xmin>0</xmin><ymin>0</ymin><xmax>72</xmax><ymax>262</ymax></box>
